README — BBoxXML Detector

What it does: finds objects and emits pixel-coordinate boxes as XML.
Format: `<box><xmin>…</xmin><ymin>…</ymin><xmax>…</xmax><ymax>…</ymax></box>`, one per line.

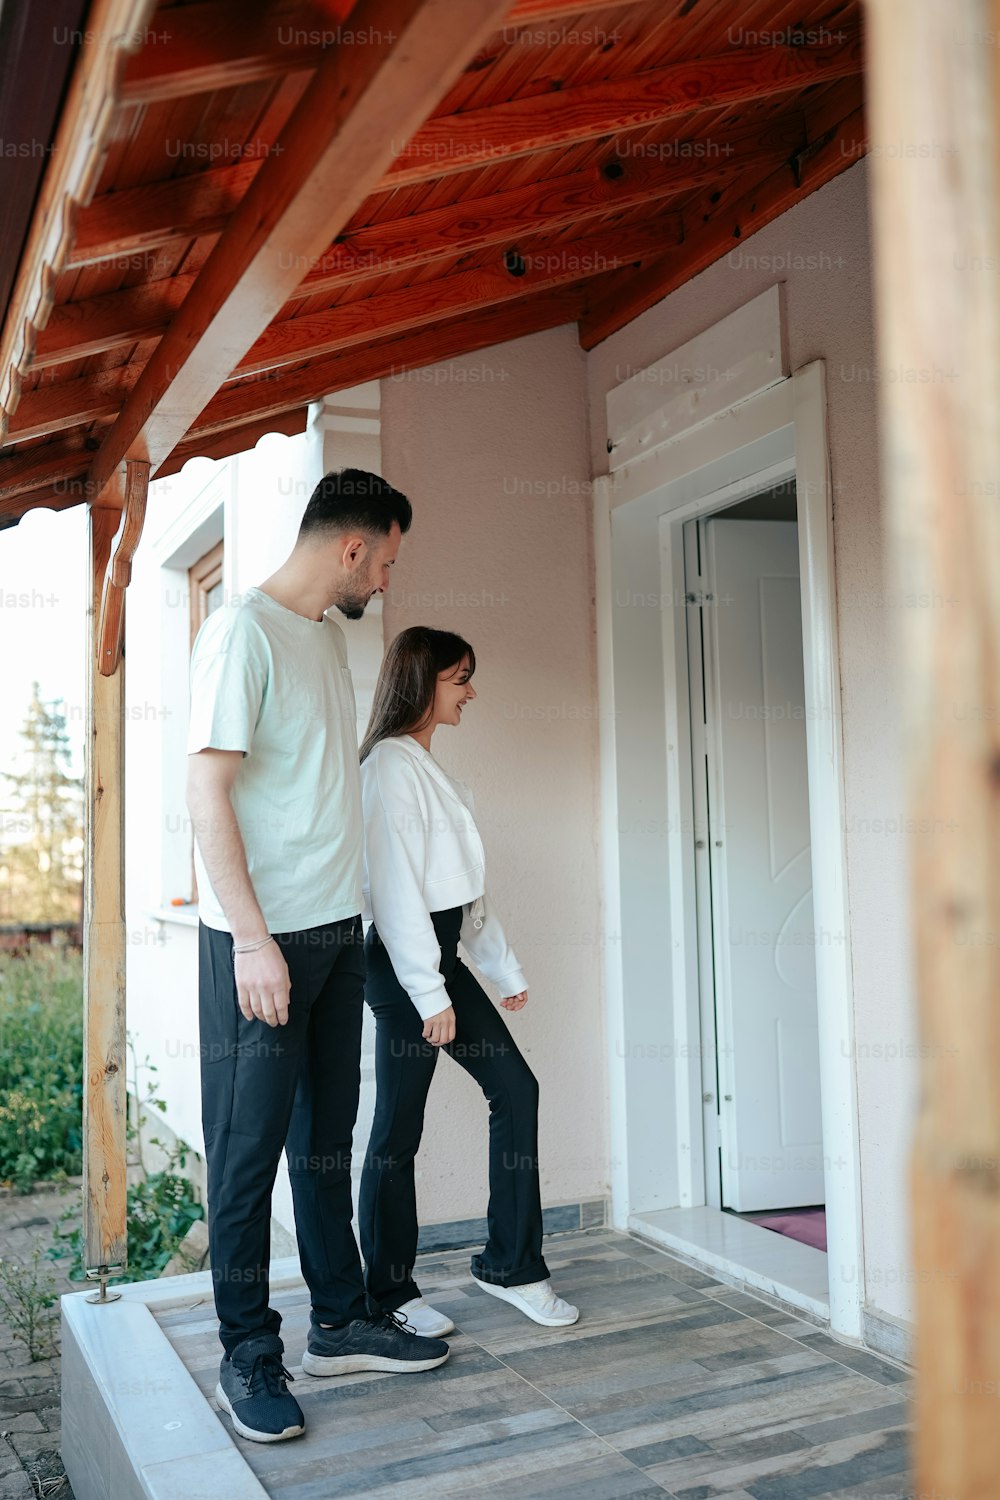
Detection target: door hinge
<box><xmin>685</xmin><ymin>590</ymin><xmax>714</xmax><ymax>606</ymax></box>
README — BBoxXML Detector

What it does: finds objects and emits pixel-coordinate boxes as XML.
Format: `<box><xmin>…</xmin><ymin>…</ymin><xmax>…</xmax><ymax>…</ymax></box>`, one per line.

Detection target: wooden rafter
<box><xmin>33</xmin><ymin>278</ymin><xmax>196</xmax><ymax>370</ymax></box>
<box><xmin>179</xmin><ymin>283</ymin><xmax>590</xmax><ymax>440</ymax></box>
<box><xmin>10</xmin><ymin>368</ymin><xmax>144</xmax><ymax>443</ymax></box>
<box><xmin>0</xmin><ymin>443</ymin><xmax>93</xmax><ymax>505</ymax></box>
<box><xmin>66</xmin><ymin>160</ymin><xmax>258</xmax><ymax>270</ymax></box>
<box><xmin>14</xmin><ymin>214</ymin><xmax>678</xmax><ymax>439</ymax></box>
<box><xmin>236</xmin><ymin>215</ymin><xmax>682</xmax><ymax>374</ymax></box>
<box><xmin>0</xmin><ymin>287</ymin><xmax>585</xmax><ymax>518</ymax></box>
<box><xmin>120</xmin><ymin>0</ymin><xmax>653</xmax><ymax>104</ymax></box>
<box><xmin>0</xmin><ymin>485</ymin><xmax>83</xmax><ymax>529</ymax></box>
<box><xmin>154</xmin><ymin>406</ymin><xmax>309</xmax><ymax>479</ymax></box>
<box><xmin>121</xmin><ymin>0</ymin><xmax>353</xmax><ymax>104</ymax></box>
<box><xmin>0</xmin><ymin>0</ymin><xmax>870</xmax><ymax>514</ymax></box>
<box><xmin>34</xmin><ymin>132</ymin><xmax>799</xmax><ymax>370</ymax></box>
<box><xmin>387</xmin><ymin>30</ymin><xmax>863</xmax><ymax>185</ymax></box>
<box><xmin>65</xmin><ymin>35</ymin><xmax>863</xmax><ymax>274</ymax></box>
<box><xmin>579</xmin><ymin>96</ymin><xmax>867</xmax><ymax>348</ymax></box>
<box><xmin>79</xmin><ymin>0</ymin><xmax>516</xmax><ymax>501</ymax></box>
<box><xmin>0</xmin><ymin>411</ymin><xmax>311</xmax><ymax>521</ymax></box>
<box><xmin>0</xmin><ymin>0</ymin><xmax>156</xmax><ymax>432</ymax></box>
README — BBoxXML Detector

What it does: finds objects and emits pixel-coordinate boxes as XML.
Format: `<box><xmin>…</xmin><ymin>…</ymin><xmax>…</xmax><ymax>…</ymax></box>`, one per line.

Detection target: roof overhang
<box><xmin>0</xmin><ymin>0</ymin><xmax>867</xmax><ymax>526</ymax></box>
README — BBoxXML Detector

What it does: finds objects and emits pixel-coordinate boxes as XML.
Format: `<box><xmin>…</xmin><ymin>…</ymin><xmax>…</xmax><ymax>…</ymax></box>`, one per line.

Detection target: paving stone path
<box><xmin>0</xmin><ymin>1183</ymin><xmax>81</xmax><ymax>1500</ymax></box>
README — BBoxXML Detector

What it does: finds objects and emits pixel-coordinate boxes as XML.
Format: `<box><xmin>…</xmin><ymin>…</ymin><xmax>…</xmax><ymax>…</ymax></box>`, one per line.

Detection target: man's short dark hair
<box><xmin>298</xmin><ymin>469</ymin><xmax>412</xmax><ymax>541</ymax></box>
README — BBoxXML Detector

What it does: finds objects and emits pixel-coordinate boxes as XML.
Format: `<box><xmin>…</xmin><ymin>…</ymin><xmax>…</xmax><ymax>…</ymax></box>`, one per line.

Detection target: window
<box><xmin>189</xmin><ymin>539</ymin><xmax>224</xmax><ymax>648</ymax></box>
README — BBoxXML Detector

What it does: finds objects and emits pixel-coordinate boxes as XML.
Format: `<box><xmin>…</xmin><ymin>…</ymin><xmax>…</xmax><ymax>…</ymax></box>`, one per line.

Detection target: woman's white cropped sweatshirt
<box><xmin>360</xmin><ymin>734</ymin><xmax>527</xmax><ymax>1021</ymax></box>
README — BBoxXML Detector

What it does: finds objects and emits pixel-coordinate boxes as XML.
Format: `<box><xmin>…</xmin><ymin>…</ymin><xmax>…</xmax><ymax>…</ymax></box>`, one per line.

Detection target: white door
<box><xmin>699</xmin><ymin>517</ymin><xmax>824</xmax><ymax>1211</ymax></box>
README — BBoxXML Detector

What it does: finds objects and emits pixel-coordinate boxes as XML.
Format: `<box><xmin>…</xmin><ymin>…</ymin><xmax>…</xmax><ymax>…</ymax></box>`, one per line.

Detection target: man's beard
<box><xmin>332</xmin><ymin>574</ymin><xmax>375</xmax><ymax>620</ymax></box>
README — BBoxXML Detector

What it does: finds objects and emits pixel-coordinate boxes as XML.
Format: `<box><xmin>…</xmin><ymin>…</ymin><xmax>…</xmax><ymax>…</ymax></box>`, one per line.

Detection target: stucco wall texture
<box><xmin>379</xmin><ymin>332</ymin><xmax>609</xmax><ymax>1226</ymax></box>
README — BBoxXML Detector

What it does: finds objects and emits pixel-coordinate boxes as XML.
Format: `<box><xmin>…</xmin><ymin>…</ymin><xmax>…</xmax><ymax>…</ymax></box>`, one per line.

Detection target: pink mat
<box><xmin>743</xmin><ymin>1207</ymin><xmax>827</xmax><ymax>1252</ymax></box>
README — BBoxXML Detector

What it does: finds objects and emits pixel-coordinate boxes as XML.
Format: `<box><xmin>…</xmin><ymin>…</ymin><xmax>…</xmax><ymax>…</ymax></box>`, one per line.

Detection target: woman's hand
<box><xmin>500</xmin><ymin>990</ymin><xmax>528</xmax><ymax>1012</ymax></box>
<box><xmin>423</xmin><ymin>1005</ymin><xmax>456</xmax><ymax>1046</ymax></box>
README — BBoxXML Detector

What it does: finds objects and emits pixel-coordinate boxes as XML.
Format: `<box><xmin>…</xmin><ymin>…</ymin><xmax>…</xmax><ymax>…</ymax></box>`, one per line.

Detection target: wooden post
<box><xmin>82</xmin><ymin>459</ymin><xmax>148</xmax><ymax>1297</ymax></box>
<box><xmin>864</xmin><ymin>2</ymin><xmax>1000</xmax><ymax>1494</ymax></box>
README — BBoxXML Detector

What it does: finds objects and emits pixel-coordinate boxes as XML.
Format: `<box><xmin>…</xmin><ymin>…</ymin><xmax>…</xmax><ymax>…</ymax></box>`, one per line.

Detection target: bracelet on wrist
<box><xmin>232</xmin><ymin>935</ymin><xmax>275</xmax><ymax>955</ymax></box>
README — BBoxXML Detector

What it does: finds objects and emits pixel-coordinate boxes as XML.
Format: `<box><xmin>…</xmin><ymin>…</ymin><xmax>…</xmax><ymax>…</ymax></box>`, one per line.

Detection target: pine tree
<box><xmin>0</xmin><ymin>684</ymin><xmax>84</xmax><ymax>923</ymax></box>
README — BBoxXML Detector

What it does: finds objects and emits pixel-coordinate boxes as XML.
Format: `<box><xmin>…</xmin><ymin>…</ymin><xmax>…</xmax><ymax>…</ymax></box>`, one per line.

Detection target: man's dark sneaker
<box><xmin>300</xmin><ymin>1308</ymin><xmax>449</xmax><ymax>1377</ymax></box>
<box><xmin>216</xmin><ymin>1333</ymin><xmax>305</xmax><ymax>1443</ymax></box>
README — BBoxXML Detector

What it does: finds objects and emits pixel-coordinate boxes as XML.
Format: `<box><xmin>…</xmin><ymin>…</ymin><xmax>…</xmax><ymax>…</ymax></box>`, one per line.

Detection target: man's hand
<box><xmin>500</xmin><ymin>990</ymin><xmax>528</xmax><ymax>1012</ymax></box>
<box><xmin>234</xmin><ymin>940</ymin><xmax>292</xmax><ymax>1027</ymax></box>
<box><xmin>422</xmin><ymin>1005</ymin><xmax>456</xmax><ymax>1047</ymax></box>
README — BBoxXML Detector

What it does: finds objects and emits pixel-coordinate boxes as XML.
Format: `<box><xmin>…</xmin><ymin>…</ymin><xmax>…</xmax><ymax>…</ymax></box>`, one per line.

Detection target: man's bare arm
<box><xmin>186</xmin><ymin>749</ymin><xmax>291</xmax><ymax>1026</ymax></box>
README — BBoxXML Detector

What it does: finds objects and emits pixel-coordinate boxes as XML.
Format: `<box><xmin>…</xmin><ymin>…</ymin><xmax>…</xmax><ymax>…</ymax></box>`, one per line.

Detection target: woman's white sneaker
<box><xmin>472</xmin><ymin>1277</ymin><xmax>579</xmax><ymax>1327</ymax></box>
<box><xmin>396</xmin><ymin>1297</ymin><xmax>456</xmax><ymax>1337</ymax></box>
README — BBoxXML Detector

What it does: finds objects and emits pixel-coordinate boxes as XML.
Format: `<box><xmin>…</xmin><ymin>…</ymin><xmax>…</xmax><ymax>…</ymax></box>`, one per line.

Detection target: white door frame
<box><xmin>595</xmin><ymin>362</ymin><xmax>864</xmax><ymax>1340</ymax></box>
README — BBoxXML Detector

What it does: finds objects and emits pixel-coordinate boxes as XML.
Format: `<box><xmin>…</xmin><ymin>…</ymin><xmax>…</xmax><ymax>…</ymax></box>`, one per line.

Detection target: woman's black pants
<box><xmin>359</xmin><ymin>905</ymin><xmax>548</xmax><ymax>1311</ymax></box>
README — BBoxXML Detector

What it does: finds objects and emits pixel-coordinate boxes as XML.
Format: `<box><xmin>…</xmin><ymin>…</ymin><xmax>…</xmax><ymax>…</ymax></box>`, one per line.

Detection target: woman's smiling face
<box><xmin>433</xmin><ymin>655</ymin><xmax>476</xmax><ymax>728</ymax></box>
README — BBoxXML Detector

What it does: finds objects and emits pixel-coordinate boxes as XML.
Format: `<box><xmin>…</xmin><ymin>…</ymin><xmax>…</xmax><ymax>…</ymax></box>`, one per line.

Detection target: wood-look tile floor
<box><xmin>156</xmin><ymin>1230</ymin><xmax>913</xmax><ymax>1499</ymax></box>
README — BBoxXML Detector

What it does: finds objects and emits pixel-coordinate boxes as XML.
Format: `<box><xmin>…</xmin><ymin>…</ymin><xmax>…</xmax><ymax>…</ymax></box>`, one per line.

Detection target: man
<box><xmin>186</xmin><ymin>469</ymin><xmax>448</xmax><ymax>1446</ymax></box>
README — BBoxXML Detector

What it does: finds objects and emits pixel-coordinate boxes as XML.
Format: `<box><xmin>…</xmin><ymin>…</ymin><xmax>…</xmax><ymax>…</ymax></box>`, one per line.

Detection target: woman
<box><xmin>358</xmin><ymin>626</ymin><xmax>578</xmax><ymax>1335</ymax></box>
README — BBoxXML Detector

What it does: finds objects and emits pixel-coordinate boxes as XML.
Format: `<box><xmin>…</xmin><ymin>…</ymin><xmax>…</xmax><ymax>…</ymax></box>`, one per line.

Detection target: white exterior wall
<box><xmin>586</xmin><ymin>159</ymin><xmax>917</xmax><ymax>1327</ymax></box>
<box><xmin>378</xmin><ymin>333</ymin><xmax>609</xmax><ymax>1225</ymax></box>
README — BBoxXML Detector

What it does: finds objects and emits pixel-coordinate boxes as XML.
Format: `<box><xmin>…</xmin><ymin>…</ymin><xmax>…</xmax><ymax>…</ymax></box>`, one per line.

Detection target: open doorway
<box><xmin>682</xmin><ymin>480</ymin><xmax>826</xmax><ymax>1258</ymax></box>
<box><xmin>598</xmin><ymin>365</ymin><xmax>862</xmax><ymax>1335</ymax></box>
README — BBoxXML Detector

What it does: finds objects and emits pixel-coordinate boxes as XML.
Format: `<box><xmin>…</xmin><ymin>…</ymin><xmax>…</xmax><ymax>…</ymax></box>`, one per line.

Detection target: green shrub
<box><xmin>48</xmin><ymin>1044</ymin><xmax>204</xmax><ymax>1284</ymax></box>
<box><xmin>0</xmin><ymin>1244</ymin><xmax>59</xmax><ymax>1361</ymax></box>
<box><xmin>1</xmin><ymin>949</ymin><xmax>204</xmax><ymax>1281</ymax></box>
<box><xmin>49</xmin><ymin>1138</ymin><xmax>204</xmax><ymax>1284</ymax></box>
<box><xmin>0</xmin><ymin>948</ymin><xmax>83</xmax><ymax>1191</ymax></box>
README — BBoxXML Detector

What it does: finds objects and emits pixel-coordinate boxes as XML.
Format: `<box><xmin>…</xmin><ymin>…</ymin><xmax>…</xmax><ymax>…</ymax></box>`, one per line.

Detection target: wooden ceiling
<box><xmin>0</xmin><ymin>0</ymin><xmax>865</xmax><ymax>527</ymax></box>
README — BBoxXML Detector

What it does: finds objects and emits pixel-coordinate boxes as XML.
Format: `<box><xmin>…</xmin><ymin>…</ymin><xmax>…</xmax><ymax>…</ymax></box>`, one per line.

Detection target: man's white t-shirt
<box><xmin>187</xmin><ymin>586</ymin><xmax>363</xmax><ymax>933</ymax></box>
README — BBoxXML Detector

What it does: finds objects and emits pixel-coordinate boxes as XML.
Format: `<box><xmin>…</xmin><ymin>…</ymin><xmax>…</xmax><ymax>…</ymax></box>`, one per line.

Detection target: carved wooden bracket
<box><xmin>96</xmin><ymin>458</ymin><xmax>150</xmax><ymax>676</ymax></box>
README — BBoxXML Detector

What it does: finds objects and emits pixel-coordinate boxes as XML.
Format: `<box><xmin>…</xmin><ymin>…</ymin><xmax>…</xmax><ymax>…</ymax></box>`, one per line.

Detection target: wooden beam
<box><xmin>864</xmin><ymin>2</ymin><xmax>1000</xmax><ymax>1496</ymax></box>
<box><xmin>0</xmin><ymin>485</ymin><xmax>87</xmax><ymax>526</ymax></box>
<box><xmin>120</xmin><ymin>0</ymin><xmax>650</xmax><ymax>104</ymax></box>
<box><xmin>0</xmin><ymin>0</ymin><xmax>90</xmax><ymax>320</ymax></box>
<box><xmin>83</xmin><ymin>500</ymin><xmax>128</xmax><ymax>1288</ymax></box>
<box><xmin>66</xmin><ymin>160</ymin><xmax>258</xmax><ymax>270</ymax></box>
<box><xmin>36</xmin><ymin>134</ymin><xmax>792</xmax><ymax>368</ymax></box>
<box><xmin>81</xmin><ymin>0</ymin><xmax>516</xmax><ymax>505</ymax></box>
<box><xmin>154</xmin><ymin>406</ymin><xmax>309</xmax><ymax>479</ymax></box>
<box><xmin>579</xmin><ymin>98</ymin><xmax>866</xmax><ymax>348</ymax></box>
<box><xmin>121</xmin><ymin>0</ymin><xmax>353</xmax><ymax>104</ymax></box>
<box><xmin>167</xmin><ymin>284</ymin><xmax>588</xmax><ymax>450</ymax></box>
<box><xmin>21</xmin><ymin>215</ymin><xmax>678</xmax><ymax>436</ymax></box>
<box><xmin>97</xmin><ymin>461</ymin><xmax>149</xmax><ymax>676</ymax></box>
<box><xmin>387</xmin><ymin>30</ymin><xmax>863</xmax><ymax>185</ymax></box>
<box><xmin>9</xmin><ymin>367</ymin><xmax>143</xmax><ymax>442</ymax></box>
<box><xmin>0</xmin><ymin>442</ymin><xmax>93</xmax><ymax>503</ymax></box>
<box><xmin>67</xmin><ymin>39</ymin><xmax>862</xmax><ymax>269</ymax></box>
<box><xmin>0</xmin><ymin>0</ymin><xmax>156</xmax><ymax>440</ymax></box>
<box><xmin>32</xmin><ymin>277</ymin><xmax>196</xmax><ymax>369</ymax></box>
<box><xmin>507</xmin><ymin>0</ymin><xmax>647</xmax><ymax>19</ymax></box>
<box><xmin>236</xmin><ymin>215</ymin><xmax>681</xmax><ymax>376</ymax></box>
<box><xmin>0</xmin><ymin>414</ymin><xmax>308</xmax><ymax>518</ymax></box>
<box><xmin>3</xmin><ymin>285</ymin><xmax>587</xmax><ymax>491</ymax></box>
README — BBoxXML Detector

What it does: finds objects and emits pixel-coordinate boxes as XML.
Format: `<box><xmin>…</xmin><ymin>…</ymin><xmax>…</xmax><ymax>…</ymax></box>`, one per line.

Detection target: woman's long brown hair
<box><xmin>359</xmin><ymin>626</ymin><xmax>476</xmax><ymax>762</ymax></box>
